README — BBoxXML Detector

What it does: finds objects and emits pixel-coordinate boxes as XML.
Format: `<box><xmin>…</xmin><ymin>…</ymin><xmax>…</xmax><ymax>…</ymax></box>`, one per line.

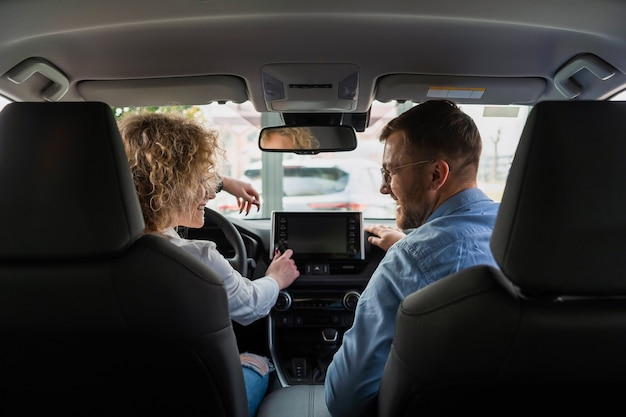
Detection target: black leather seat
<box><xmin>0</xmin><ymin>102</ymin><xmax>247</xmax><ymax>417</ymax></box>
<box><xmin>377</xmin><ymin>100</ymin><xmax>626</xmax><ymax>414</ymax></box>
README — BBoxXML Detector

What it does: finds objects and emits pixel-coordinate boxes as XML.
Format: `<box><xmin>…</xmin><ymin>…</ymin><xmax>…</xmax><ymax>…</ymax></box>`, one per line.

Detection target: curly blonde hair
<box><xmin>118</xmin><ymin>112</ymin><xmax>223</xmax><ymax>233</ymax></box>
<box><xmin>260</xmin><ymin>127</ymin><xmax>320</xmax><ymax>149</ymax></box>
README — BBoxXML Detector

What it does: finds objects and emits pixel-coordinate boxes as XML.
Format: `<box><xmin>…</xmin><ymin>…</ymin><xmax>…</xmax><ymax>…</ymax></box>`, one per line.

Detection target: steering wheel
<box><xmin>204</xmin><ymin>207</ymin><xmax>248</xmax><ymax>277</ymax></box>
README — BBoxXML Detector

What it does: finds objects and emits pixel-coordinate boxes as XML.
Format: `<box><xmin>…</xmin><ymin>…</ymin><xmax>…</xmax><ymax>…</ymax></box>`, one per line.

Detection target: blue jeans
<box><xmin>241</xmin><ymin>355</ymin><xmax>273</xmax><ymax>417</ymax></box>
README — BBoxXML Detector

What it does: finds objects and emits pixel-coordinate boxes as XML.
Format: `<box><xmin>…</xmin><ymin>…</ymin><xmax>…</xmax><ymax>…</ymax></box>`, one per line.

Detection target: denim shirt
<box><xmin>325</xmin><ymin>188</ymin><xmax>500</xmax><ymax>417</ymax></box>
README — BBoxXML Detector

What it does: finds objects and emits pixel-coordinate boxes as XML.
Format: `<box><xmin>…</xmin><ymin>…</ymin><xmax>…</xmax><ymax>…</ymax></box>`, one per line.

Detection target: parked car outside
<box><xmin>217</xmin><ymin>157</ymin><xmax>396</xmax><ymax>219</ymax></box>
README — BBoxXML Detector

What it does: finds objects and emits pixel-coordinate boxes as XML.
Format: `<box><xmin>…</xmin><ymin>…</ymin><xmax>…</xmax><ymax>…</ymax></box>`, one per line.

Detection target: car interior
<box><xmin>2</xmin><ymin>0</ymin><xmax>626</xmax><ymax>415</ymax></box>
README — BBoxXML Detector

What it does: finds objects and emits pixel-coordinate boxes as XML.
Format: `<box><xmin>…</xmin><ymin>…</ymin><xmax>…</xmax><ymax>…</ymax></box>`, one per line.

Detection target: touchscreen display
<box><xmin>270</xmin><ymin>211</ymin><xmax>364</xmax><ymax>260</ymax></box>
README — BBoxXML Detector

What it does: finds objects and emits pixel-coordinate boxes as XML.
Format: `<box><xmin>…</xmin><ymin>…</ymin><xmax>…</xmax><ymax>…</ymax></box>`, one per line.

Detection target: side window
<box><xmin>0</xmin><ymin>96</ymin><xmax>10</xmax><ymax>112</ymax></box>
<box><xmin>461</xmin><ymin>104</ymin><xmax>530</xmax><ymax>202</ymax></box>
<box><xmin>610</xmin><ymin>90</ymin><xmax>626</xmax><ymax>101</ymax></box>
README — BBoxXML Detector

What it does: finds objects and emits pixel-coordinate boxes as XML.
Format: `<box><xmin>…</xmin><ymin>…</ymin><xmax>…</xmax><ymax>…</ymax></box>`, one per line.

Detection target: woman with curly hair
<box><xmin>118</xmin><ymin>112</ymin><xmax>300</xmax><ymax>417</ymax></box>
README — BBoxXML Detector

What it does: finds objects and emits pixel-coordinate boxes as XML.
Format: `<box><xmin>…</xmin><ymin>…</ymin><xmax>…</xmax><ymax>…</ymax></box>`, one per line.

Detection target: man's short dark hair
<box><xmin>380</xmin><ymin>99</ymin><xmax>482</xmax><ymax>177</ymax></box>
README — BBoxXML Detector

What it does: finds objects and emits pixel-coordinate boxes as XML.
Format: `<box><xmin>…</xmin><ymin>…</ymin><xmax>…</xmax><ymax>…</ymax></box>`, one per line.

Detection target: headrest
<box><xmin>0</xmin><ymin>102</ymin><xmax>145</xmax><ymax>260</ymax></box>
<box><xmin>491</xmin><ymin>101</ymin><xmax>626</xmax><ymax>296</ymax></box>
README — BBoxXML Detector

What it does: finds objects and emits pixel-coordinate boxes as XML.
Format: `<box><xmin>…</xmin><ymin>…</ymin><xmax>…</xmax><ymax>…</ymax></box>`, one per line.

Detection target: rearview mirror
<box><xmin>259</xmin><ymin>125</ymin><xmax>357</xmax><ymax>154</ymax></box>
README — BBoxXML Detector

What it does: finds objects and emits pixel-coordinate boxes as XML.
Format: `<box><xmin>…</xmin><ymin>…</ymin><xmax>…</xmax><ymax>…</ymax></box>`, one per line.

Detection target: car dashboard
<box><xmin>186</xmin><ymin>210</ymin><xmax>388</xmax><ymax>387</ymax></box>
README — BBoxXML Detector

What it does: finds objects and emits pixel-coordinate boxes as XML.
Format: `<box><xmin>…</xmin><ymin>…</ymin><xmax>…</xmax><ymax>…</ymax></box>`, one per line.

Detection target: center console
<box><xmin>270</xmin><ymin>287</ymin><xmax>362</xmax><ymax>386</ymax></box>
<box><xmin>268</xmin><ymin>211</ymin><xmax>377</xmax><ymax>386</ymax></box>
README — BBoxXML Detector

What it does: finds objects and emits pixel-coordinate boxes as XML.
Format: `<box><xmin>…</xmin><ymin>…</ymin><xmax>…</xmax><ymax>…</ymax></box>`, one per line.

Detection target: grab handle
<box><xmin>554</xmin><ymin>54</ymin><xmax>616</xmax><ymax>99</ymax></box>
<box><xmin>6</xmin><ymin>58</ymin><xmax>70</xmax><ymax>102</ymax></box>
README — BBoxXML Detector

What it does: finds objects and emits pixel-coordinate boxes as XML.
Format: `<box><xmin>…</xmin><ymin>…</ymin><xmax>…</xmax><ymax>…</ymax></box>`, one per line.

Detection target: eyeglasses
<box><xmin>380</xmin><ymin>159</ymin><xmax>435</xmax><ymax>186</ymax></box>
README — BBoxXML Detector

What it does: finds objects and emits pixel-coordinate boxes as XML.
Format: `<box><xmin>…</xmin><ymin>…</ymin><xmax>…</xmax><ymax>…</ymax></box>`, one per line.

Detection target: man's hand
<box><xmin>364</xmin><ymin>224</ymin><xmax>406</xmax><ymax>251</ymax></box>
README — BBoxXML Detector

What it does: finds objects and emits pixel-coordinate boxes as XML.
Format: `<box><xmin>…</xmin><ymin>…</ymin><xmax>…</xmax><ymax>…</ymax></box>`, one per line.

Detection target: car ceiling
<box><xmin>1</xmin><ymin>0</ymin><xmax>626</xmax><ymax>125</ymax></box>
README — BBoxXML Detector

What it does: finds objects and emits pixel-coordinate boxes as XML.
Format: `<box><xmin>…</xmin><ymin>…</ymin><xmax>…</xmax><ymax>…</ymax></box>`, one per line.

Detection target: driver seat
<box><xmin>377</xmin><ymin>100</ymin><xmax>626</xmax><ymax>413</ymax></box>
<box><xmin>0</xmin><ymin>102</ymin><xmax>247</xmax><ymax>417</ymax></box>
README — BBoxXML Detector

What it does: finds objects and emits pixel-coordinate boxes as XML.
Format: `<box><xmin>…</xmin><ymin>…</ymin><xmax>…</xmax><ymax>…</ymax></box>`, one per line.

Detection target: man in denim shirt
<box><xmin>325</xmin><ymin>100</ymin><xmax>500</xmax><ymax>417</ymax></box>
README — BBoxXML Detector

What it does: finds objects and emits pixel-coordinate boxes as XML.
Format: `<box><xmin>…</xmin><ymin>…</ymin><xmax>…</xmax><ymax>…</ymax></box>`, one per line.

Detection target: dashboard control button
<box><xmin>274</xmin><ymin>291</ymin><xmax>292</xmax><ymax>311</ymax></box>
<box><xmin>342</xmin><ymin>290</ymin><xmax>361</xmax><ymax>311</ymax></box>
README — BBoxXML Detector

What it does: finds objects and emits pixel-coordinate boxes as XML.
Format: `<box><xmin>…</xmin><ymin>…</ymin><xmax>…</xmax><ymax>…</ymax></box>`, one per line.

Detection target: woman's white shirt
<box><xmin>159</xmin><ymin>228</ymin><xmax>279</xmax><ymax>326</ymax></box>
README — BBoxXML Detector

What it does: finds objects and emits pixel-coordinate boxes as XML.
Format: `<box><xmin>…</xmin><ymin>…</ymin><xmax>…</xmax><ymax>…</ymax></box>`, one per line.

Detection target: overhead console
<box><xmin>270</xmin><ymin>211</ymin><xmax>365</xmax><ymax>274</ymax></box>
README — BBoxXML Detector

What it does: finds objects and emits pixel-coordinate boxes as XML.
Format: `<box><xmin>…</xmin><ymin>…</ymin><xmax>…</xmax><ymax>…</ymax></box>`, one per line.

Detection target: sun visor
<box><xmin>77</xmin><ymin>75</ymin><xmax>249</xmax><ymax>107</ymax></box>
<box><xmin>262</xmin><ymin>64</ymin><xmax>359</xmax><ymax>112</ymax></box>
<box><xmin>375</xmin><ymin>75</ymin><xmax>547</xmax><ymax>105</ymax></box>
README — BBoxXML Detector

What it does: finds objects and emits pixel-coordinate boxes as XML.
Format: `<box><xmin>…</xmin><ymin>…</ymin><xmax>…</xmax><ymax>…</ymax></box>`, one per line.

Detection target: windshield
<box><xmin>195</xmin><ymin>100</ymin><xmax>530</xmax><ymax>220</ymax></box>
<box><xmin>245</xmin><ymin>166</ymin><xmax>350</xmax><ymax>196</ymax></box>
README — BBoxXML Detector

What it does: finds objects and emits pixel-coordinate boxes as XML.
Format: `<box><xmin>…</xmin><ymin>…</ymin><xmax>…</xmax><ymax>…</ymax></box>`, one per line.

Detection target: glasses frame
<box><xmin>380</xmin><ymin>159</ymin><xmax>435</xmax><ymax>186</ymax></box>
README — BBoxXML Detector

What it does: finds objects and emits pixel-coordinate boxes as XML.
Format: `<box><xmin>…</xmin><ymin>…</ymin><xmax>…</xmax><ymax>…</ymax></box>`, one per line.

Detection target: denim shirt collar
<box><xmin>424</xmin><ymin>188</ymin><xmax>492</xmax><ymax>224</ymax></box>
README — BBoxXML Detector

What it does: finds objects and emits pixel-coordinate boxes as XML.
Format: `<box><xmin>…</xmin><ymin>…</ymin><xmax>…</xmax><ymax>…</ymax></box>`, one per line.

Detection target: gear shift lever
<box><xmin>321</xmin><ymin>328</ymin><xmax>338</xmax><ymax>343</ymax></box>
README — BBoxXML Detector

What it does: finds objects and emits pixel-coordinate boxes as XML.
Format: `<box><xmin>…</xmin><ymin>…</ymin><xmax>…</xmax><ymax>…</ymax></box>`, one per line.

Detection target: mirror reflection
<box><xmin>259</xmin><ymin>125</ymin><xmax>357</xmax><ymax>153</ymax></box>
